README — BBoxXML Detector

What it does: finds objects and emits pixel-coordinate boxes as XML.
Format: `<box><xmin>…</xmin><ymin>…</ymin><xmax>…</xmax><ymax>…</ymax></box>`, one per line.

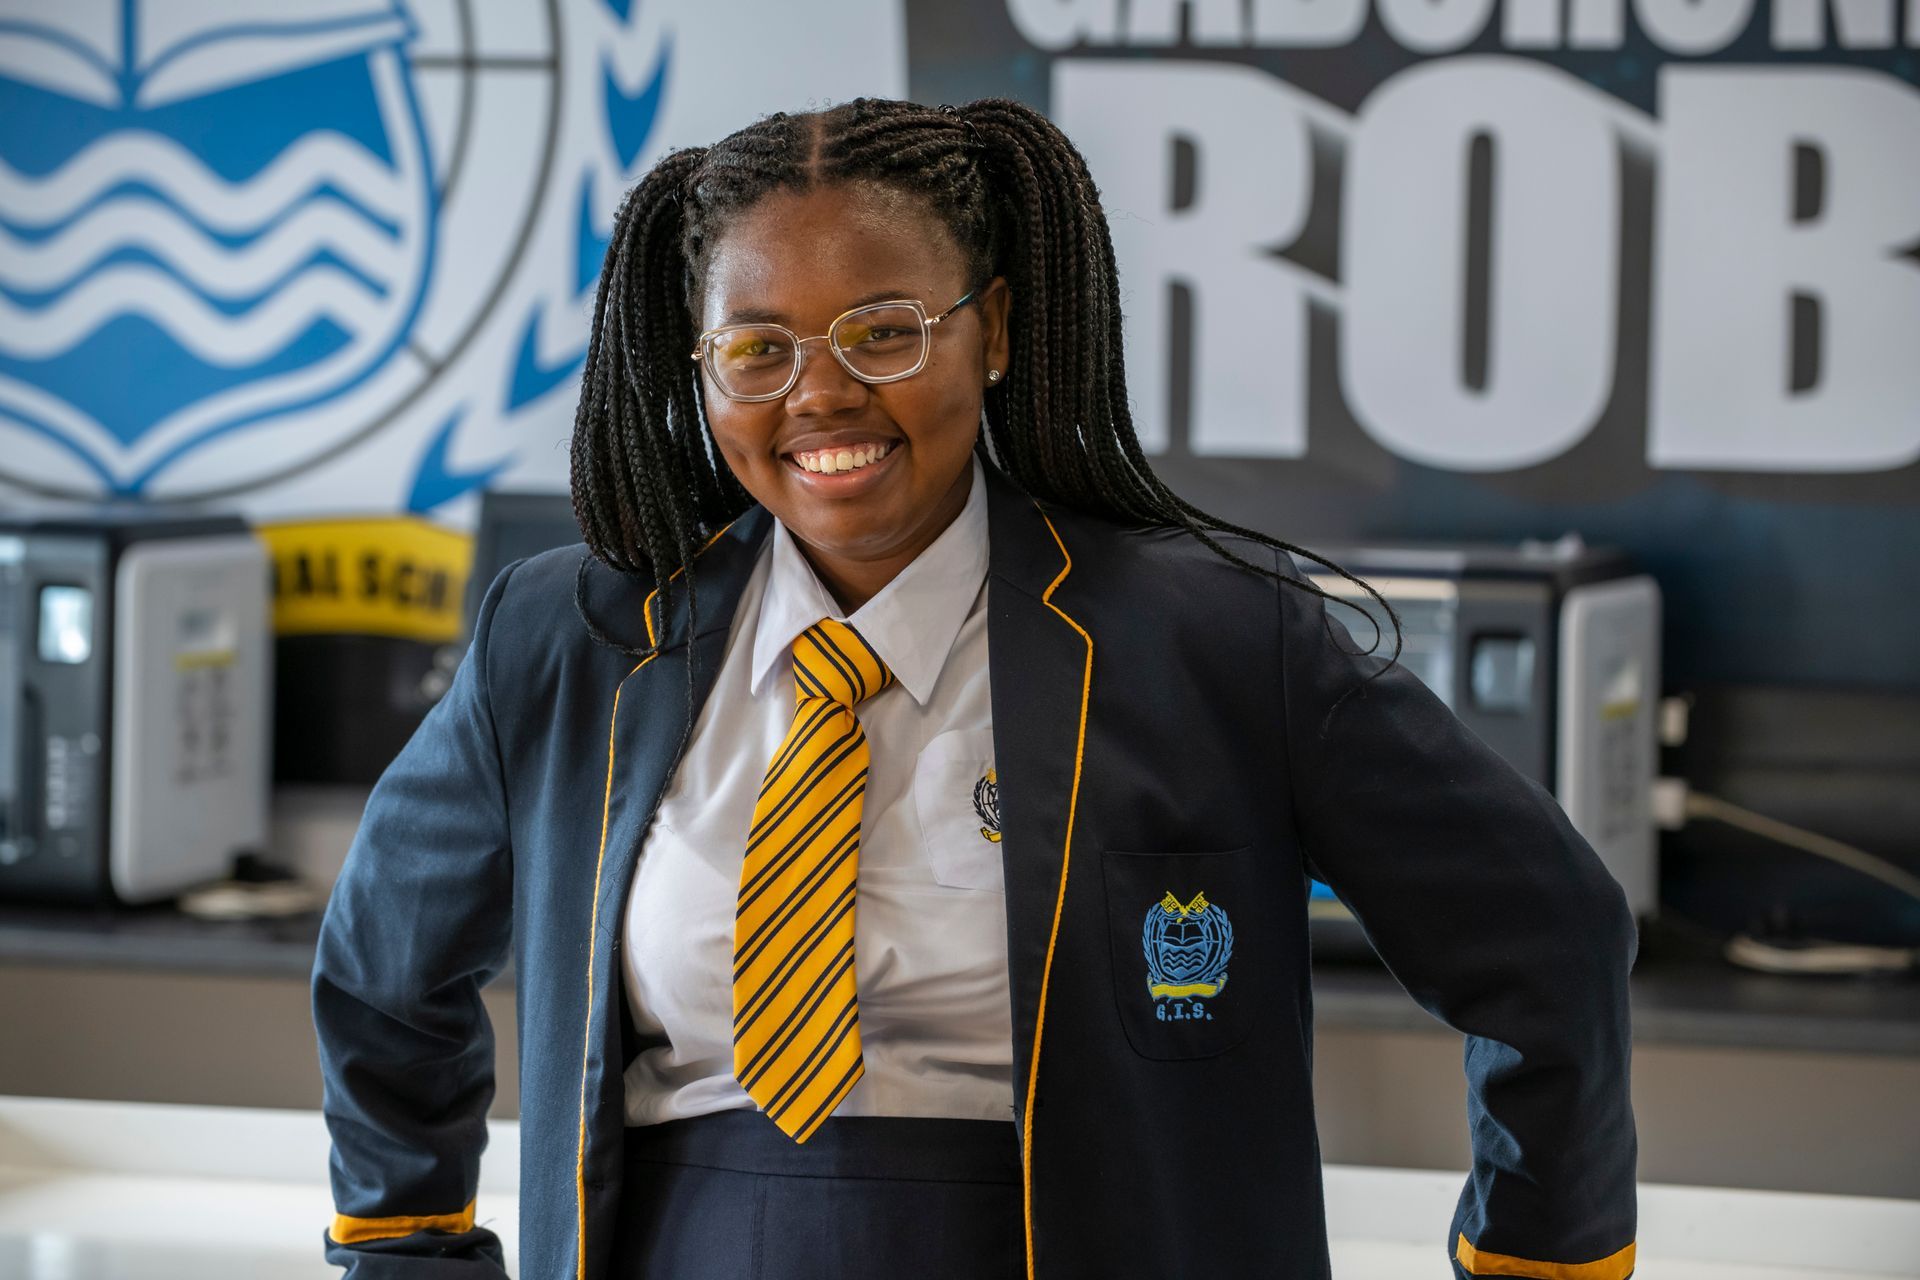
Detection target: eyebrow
<box><xmin>718</xmin><ymin>289</ymin><xmax>921</xmax><ymax>327</ymax></box>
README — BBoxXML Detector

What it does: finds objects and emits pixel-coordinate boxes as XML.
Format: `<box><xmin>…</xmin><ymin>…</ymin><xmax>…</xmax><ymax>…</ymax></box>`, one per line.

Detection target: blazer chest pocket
<box><xmin>1103</xmin><ymin>846</ymin><xmax>1257</xmax><ymax>1061</ymax></box>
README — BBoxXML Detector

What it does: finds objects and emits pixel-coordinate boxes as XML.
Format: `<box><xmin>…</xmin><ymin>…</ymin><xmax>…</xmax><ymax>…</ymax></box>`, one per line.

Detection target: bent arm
<box><xmin>1275</xmin><ymin>550</ymin><xmax>1638</xmax><ymax>1279</ymax></box>
<box><xmin>311</xmin><ymin>560</ymin><xmax>525</xmax><ymax>1277</ymax></box>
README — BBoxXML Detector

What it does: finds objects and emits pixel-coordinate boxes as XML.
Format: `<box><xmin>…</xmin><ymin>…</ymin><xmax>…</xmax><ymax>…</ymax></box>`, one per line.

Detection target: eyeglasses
<box><xmin>691</xmin><ymin>290</ymin><xmax>980</xmax><ymax>403</ymax></box>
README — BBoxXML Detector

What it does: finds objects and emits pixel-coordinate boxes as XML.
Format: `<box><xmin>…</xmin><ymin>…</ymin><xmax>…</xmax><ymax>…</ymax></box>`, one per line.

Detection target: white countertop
<box><xmin>1</xmin><ymin>1095</ymin><xmax>1914</xmax><ymax>1279</ymax></box>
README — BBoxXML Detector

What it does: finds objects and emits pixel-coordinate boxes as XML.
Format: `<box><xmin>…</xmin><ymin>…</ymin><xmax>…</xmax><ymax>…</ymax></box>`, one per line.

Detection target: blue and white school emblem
<box><xmin>1141</xmin><ymin>890</ymin><xmax>1234</xmax><ymax>1013</ymax></box>
<box><xmin>0</xmin><ymin>0</ymin><xmax>677</xmax><ymax>501</ymax></box>
<box><xmin>0</xmin><ymin>2</ymin><xmax>441</xmax><ymax>496</ymax></box>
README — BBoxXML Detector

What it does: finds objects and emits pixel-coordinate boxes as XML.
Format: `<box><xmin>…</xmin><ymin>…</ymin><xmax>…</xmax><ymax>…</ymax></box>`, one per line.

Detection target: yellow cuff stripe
<box><xmin>1456</xmin><ymin>1233</ymin><xmax>1637</xmax><ymax>1280</ymax></box>
<box><xmin>331</xmin><ymin>1197</ymin><xmax>478</xmax><ymax>1245</ymax></box>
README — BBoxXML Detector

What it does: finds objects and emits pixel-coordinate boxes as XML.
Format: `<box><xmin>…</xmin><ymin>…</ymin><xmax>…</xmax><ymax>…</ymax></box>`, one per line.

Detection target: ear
<box><xmin>979</xmin><ymin>276</ymin><xmax>1011</xmax><ymax>385</ymax></box>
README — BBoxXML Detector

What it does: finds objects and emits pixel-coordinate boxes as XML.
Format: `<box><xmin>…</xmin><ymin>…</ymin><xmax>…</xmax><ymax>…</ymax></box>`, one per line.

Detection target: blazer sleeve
<box><xmin>1274</xmin><ymin>551</ymin><xmax>1639</xmax><ymax>1280</ymax></box>
<box><xmin>310</xmin><ymin>558</ymin><xmax>525</xmax><ymax>1278</ymax></box>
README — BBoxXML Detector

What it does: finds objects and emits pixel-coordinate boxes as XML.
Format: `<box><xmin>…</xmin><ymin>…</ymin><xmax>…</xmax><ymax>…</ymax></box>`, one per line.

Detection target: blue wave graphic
<box><xmin>0</xmin><ymin>182</ymin><xmax>403</xmax><ymax>243</ymax></box>
<box><xmin>0</xmin><ymin>244</ymin><xmax>390</xmax><ymax>311</ymax></box>
<box><xmin>0</xmin><ymin>311</ymin><xmax>352</xmax><ymax>447</ymax></box>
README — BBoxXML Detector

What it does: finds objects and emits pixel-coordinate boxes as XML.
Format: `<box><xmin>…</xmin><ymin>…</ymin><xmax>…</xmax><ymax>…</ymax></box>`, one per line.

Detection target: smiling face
<box><xmin>695</xmin><ymin>181</ymin><xmax>1010</xmax><ymax>612</ymax></box>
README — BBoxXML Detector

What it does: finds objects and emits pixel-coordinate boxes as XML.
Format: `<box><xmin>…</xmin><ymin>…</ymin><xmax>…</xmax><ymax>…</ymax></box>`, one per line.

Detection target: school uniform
<box><xmin>610</xmin><ymin>451</ymin><xmax>1022</xmax><ymax>1277</ymax></box>
<box><xmin>619</xmin><ymin>450</ymin><xmax>1011</xmax><ymax>1133</ymax></box>
<box><xmin>312</xmin><ymin>443</ymin><xmax>1640</xmax><ymax>1279</ymax></box>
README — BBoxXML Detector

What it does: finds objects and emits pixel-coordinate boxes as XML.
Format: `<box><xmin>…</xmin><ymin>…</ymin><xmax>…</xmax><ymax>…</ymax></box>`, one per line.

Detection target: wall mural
<box><xmin>1</xmin><ymin>0</ymin><xmax>1912</xmax><ymax>700</ymax></box>
<box><xmin>906</xmin><ymin>0</ymin><xmax>1920</xmax><ymax>691</ymax></box>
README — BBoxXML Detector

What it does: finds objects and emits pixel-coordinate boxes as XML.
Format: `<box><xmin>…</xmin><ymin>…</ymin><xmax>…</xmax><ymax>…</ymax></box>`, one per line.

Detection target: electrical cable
<box><xmin>1684</xmin><ymin>791</ymin><xmax>1920</xmax><ymax>906</ymax></box>
<box><xmin>1656</xmin><ymin>782</ymin><xmax>1919</xmax><ymax>977</ymax></box>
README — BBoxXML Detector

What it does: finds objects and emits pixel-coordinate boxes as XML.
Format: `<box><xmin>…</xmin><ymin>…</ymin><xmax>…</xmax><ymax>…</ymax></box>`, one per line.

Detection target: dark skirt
<box><xmin>609</xmin><ymin>1108</ymin><xmax>1026</xmax><ymax>1280</ymax></box>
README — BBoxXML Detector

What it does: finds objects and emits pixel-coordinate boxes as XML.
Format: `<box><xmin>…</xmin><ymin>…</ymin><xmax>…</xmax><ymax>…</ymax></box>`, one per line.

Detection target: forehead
<box><xmin>698</xmin><ymin>183</ymin><xmax>969</xmax><ymax>329</ymax></box>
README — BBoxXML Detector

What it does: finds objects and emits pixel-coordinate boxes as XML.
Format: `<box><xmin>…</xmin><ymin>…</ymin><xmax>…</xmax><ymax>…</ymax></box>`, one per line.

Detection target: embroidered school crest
<box><xmin>972</xmin><ymin>766</ymin><xmax>1000</xmax><ymax>843</ymax></box>
<box><xmin>1141</xmin><ymin>890</ymin><xmax>1234</xmax><ymax>1000</ymax></box>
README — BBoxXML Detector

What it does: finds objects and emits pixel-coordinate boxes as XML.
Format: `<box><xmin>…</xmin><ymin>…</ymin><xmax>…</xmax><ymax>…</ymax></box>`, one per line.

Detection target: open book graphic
<box><xmin>0</xmin><ymin>1</ymin><xmax>414</xmax><ymax>109</ymax></box>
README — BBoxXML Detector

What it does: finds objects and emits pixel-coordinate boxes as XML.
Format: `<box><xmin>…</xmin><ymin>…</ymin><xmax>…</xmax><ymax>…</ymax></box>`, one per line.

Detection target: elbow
<box><xmin>1569</xmin><ymin>865</ymin><xmax>1639</xmax><ymax>995</ymax></box>
<box><xmin>1552</xmin><ymin>812</ymin><xmax>1643</xmax><ymax>987</ymax></box>
<box><xmin>1593</xmin><ymin>866</ymin><xmax>1640</xmax><ymax>980</ymax></box>
<box><xmin>1574</xmin><ymin>871</ymin><xmax>1639</xmax><ymax>1058</ymax></box>
<box><xmin>1534</xmin><ymin>861</ymin><xmax>1639</xmax><ymax>1044</ymax></box>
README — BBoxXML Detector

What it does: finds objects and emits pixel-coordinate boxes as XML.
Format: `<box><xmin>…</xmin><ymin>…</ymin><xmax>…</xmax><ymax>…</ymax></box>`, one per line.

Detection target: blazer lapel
<box><xmin>585</xmin><ymin>505</ymin><xmax>774</xmax><ymax>1098</ymax></box>
<box><xmin>980</xmin><ymin>457</ymin><xmax>1097</xmax><ymax>1129</ymax></box>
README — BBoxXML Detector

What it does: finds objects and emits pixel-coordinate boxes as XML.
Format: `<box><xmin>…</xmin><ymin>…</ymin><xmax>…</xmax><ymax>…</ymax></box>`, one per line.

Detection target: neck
<box><xmin>800</xmin><ymin>458</ymin><xmax>973</xmax><ymax>614</ymax></box>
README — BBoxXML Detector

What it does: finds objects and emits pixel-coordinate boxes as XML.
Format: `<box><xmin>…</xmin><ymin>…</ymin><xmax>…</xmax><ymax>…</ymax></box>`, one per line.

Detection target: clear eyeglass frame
<box><xmin>690</xmin><ymin>289</ymin><xmax>980</xmax><ymax>403</ymax></box>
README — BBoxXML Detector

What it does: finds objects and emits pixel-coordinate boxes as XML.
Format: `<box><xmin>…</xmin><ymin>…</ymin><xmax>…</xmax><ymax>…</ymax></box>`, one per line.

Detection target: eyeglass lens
<box><xmin>706</xmin><ymin>303</ymin><xmax>928</xmax><ymax>398</ymax></box>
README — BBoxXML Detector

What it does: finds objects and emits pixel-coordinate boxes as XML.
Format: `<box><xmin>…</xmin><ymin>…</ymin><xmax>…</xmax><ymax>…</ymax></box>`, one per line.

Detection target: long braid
<box><xmin>567</xmin><ymin>97</ymin><xmax>1403</xmax><ymax>737</ymax></box>
<box><xmin>959</xmin><ymin>98</ymin><xmax>1404</xmax><ymax>726</ymax></box>
<box><xmin>569</xmin><ymin>143</ymin><xmax>720</xmax><ymax>750</ymax></box>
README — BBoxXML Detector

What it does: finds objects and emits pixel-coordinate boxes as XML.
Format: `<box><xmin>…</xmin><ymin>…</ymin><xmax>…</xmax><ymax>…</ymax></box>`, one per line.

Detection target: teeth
<box><xmin>795</xmin><ymin>440</ymin><xmax>892</xmax><ymax>473</ymax></box>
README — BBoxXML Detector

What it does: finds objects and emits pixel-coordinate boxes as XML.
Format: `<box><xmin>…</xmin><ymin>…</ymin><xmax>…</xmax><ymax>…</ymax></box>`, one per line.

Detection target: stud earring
<box><xmin>987</xmin><ymin>369</ymin><xmax>1002</xmax><ymax>383</ymax></box>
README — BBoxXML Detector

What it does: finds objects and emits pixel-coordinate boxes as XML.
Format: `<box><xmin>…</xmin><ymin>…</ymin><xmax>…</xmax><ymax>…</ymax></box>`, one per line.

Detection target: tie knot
<box><xmin>791</xmin><ymin>617</ymin><xmax>894</xmax><ymax>707</ymax></box>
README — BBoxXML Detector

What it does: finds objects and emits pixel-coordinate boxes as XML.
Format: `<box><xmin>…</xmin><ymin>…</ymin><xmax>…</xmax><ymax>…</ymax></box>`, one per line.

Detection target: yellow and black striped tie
<box><xmin>732</xmin><ymin>617</ymin><xmax>895</xmax><ymax>1142</ymax></box>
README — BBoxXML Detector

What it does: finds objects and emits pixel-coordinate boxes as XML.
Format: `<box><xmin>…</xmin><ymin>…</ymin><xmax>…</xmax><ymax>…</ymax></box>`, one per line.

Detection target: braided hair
<box><xmin>567</xmin><ymin>96</ymin><xmax>1403</xmax><ymax>745</ymax></box>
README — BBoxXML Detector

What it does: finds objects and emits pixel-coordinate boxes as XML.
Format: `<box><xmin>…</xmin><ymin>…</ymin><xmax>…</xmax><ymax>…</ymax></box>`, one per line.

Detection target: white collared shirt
<box><xmin>619</xmin><ymin>451</ymin><xmax>1014</xmax><ymax>1126</ymax></box>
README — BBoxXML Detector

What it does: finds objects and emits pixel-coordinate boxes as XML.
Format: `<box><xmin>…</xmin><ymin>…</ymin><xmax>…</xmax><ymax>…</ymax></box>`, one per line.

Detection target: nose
<box><xmin>784</xmin><ymin>335</ymin><xmax>868</xmax><ymax>417</ymax></box>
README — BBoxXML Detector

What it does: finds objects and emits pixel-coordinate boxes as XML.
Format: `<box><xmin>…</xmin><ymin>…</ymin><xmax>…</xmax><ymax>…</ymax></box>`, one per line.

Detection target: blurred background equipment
<box><xmin>255</xmin><ymin>516</ymin><xmax>471</xmax><ymax>786</ymax></box>
<box><xmin>462</xmin><ymin>490</ymin><xmax>581</xmax><ymax>644</ymax></box>
<box><xmin>0</xmin><ymin>510</ymin><xmax>271</xmax><ymax>905</ymax></box>
<box><xmin>1301</xmin><ymin>536</ymin><xmax>1661</xmax><ymax>957</ymax></box>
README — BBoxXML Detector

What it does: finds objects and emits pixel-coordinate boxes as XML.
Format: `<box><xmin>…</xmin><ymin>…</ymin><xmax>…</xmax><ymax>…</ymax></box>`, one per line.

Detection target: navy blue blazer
<box><xmin>313</xmin><ymin>447</ymin><xmax>1639</xmax><ymax>1279</ymax></box>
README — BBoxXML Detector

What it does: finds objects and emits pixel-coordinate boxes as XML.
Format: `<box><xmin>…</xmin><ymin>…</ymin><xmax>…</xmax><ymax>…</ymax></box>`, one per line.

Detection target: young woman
<box><xmin>313</xmin><ymin>97</ymin><xmax>1639</xmax><ymax>1280</ymax></box>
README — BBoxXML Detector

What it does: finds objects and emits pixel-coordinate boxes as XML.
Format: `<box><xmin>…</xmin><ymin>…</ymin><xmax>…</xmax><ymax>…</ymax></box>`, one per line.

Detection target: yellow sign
<box><xmin>256</xmin><ymin>516</ymin><xmax>472</xmax><ymax>643</ymax></box>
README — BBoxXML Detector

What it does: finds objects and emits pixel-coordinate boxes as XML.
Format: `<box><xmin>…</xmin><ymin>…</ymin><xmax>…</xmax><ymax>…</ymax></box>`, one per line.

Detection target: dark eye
<box><xmin>720</xmin><ymin>331</ymin><xmax>788</xmax><ymax>362</ymax></box>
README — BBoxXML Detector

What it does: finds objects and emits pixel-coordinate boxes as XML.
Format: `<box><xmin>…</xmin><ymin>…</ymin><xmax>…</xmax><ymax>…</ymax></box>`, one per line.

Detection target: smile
<box><xmin>788</xmin><ymin>440</ymin><xmax>895</xmax><ymax>473</ymax></box>
<box><xmin>782</xmin><ymin>440</ymin><xmax>900</xmax><ymax>493</ymax></box>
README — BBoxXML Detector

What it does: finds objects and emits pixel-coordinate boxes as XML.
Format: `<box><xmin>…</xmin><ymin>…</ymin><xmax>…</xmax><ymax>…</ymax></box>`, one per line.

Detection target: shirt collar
<box><xmin>751</xmin><ymin>450</ymin><xmax>988</xmax><ymax>707</ymax></box>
